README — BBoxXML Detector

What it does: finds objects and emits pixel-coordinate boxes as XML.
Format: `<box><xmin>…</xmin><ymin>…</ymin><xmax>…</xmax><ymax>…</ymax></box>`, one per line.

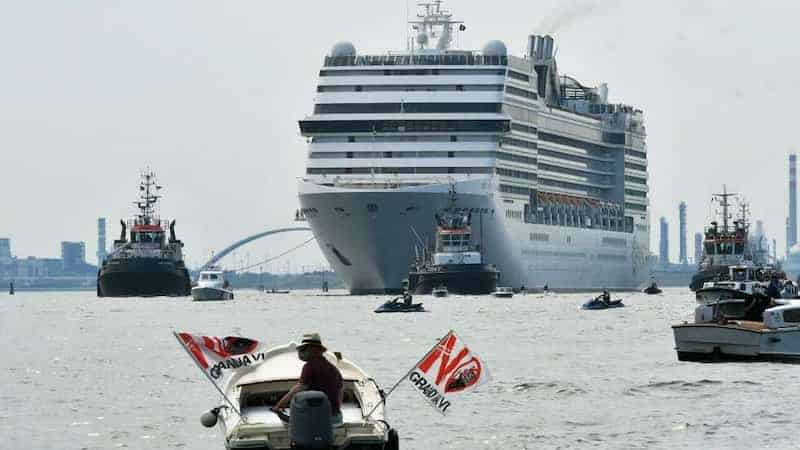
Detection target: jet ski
<box><xmin>582</xmin><ymin>297</ymin><xmax>625</xmax><ymax>310</ymax></box>
<box><xmin>374</xmin><ymin>297</ymin><xmax>425</xmax><ymax>313</ymax></box>
<box><xmin>643</xmin><ymin>284</ymin><xmax>663</xmax><ymax>295</ymax></box>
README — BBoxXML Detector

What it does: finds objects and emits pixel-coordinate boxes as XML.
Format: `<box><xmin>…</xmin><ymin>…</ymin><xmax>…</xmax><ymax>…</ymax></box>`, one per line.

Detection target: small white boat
<box><xmin>673</xmin><ymin>302</ymin><xmax>800</xmax><ymax>361</ymax></box>
<box><xmin>200</xmin><ymin>342</ymin><xmax>397</xmax><ymax>449</ymax></box>
<box><xmin>432</xmin><ymin>286</ymin><xmax>448</xmax><ymax>298</ymax></box>
<box><xmin>191</xmin><ymin>268</ymin><xmax>234</xmax><ymax>301</ymax></box>
<box><xmin>493</xmin><ymin>286</ymin><xmax>514</xmax><ymax>298</ymax></box>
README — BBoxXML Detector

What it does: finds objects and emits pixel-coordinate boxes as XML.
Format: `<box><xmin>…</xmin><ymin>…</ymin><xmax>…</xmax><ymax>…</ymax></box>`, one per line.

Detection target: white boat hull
<box><xmin>672</xmin><ymin>323</ymin><xmax>800</xmax><ymax>361</ymax></box>
<box><xmin>191</xmin><ymin>287</ymin><xmax>234</xmax><ymax>301</ymax></box>
<box><xmin>299</xmin><ymin>177</ymin><xmax>649</xmax><ymax>294</ymax></box>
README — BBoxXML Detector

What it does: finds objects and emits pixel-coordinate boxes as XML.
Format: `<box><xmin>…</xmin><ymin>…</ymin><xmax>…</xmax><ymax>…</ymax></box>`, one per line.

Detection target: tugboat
<box><xmin>690</xmin><ymin>187</ymin><xmax>763</xmax><ymax>291</ymax></box>
<box><xmin>408</xmin><ymin>209</ymin><xmax>499</xmax><ymax>295</ymax></box>
<box><xmin>97</xmin><ymin>170</ymin><xmax>191</xmax><ymax>297</ymax></box>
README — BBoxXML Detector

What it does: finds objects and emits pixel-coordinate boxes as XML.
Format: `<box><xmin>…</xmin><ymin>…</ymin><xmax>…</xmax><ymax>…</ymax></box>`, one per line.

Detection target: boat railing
<box><xmin>324</xmin><ymin>53</ymin><xmax>508</xmax><ymax>67</ymax></box>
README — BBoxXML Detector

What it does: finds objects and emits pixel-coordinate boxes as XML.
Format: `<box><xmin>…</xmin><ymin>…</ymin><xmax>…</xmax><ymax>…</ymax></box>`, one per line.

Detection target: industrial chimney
<box><xmin>659</xmin><ymin>217</ymin><xmax>669</xmax><ymax>266</ymax></box>
<box><xmin>679</xmin><ymin>202</ymin><xmax>687</xmax><ymax>265</ymax></box>
<box><xmin>790</xmin><ymin>154</ymin><xmax>798</xmax><ymax>252</ymax></box>
<box><xmin>97</xmin><ymin>217</ymin><xmax>107</xmax><ymax>265</ymax></box>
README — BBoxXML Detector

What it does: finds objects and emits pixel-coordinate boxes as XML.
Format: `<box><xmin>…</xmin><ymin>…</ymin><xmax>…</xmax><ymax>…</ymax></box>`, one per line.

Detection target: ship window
<box><xmin>450</xmin><ymin>136</ymin><xmax>457</xmax><ymax>142</ymax></box>
<box><xmin>299</xmin><ymin>119</ymin><xmax>511</xmax><ymax>134</ymax></box>
<box><xmin>313</xmin><ymin>103</ymin><xmax>503</xmax><ymax>114</ymax></box>
<box><xmin>201</xmin><ymin>274</ymin><xmax>209</xmax><ymax>280</ymax></box>
<box><xmin>507</xmin><ymin>70</ymin><xmax>530</xmax><ymax>82</ymax></box>
<box><xmin>783</xmin><ymin>309</ymin><xmax>800</xmax><ymax>323</ymax></box>
<box><xmin>347</xmin><ymin>136</ymin><xmax>355</xmax><ymax>143</ymax></box>
<box><xmin>735</xmin><ymin>242</ymin><xmax>744</xmax><ymax>254</ymax></box>
<box><xmin>718</xmin><ymin>242</ymin><xmax>734</xmax><ymax>255</ymax></box>
<box><xmin>705</xmin><ymin>242</ymin><xmax>716</xmax><ymax>255</ymax></box>
<box><xmin>209</xmin><ymin>274</ymin><xmax>219</xmax><ymax>280</ymax></box>
<box><xmin>355</xmin><ymin>85</ymin><xmax>362</xmax><ymax>92</ymax></box>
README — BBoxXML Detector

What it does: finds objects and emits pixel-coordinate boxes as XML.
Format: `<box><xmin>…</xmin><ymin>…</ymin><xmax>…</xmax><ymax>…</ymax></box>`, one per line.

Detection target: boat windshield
<box><xmin>201</xmin><ymin>273</ymin><xmax>219</xmax><ymax>280</ymax></box>
<box><xmin>132</xmin><ymin>232</ymin><xmax>163</xmax><ymax>243</ymax></box>
<box><xmin>718</xmin><ymin>242</ymin><xmax>734</xmax><ymax>255</ymax></box>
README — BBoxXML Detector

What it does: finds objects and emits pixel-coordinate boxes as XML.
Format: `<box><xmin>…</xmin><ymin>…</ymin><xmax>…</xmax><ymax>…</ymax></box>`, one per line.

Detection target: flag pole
<box><xmin>364</xmin><ymin>330</ymin><xmax>453</xmax><ymax>420</ymax></box>
<box><xmin>172</xmin><ymin>332</ymin><xmax>243</xmax><ymax>419</ymax></box>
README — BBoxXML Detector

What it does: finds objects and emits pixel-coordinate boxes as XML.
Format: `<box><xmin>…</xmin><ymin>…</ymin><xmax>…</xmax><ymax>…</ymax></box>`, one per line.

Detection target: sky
<box><xmin>0</xmin><ymin>0</ymin><xmax>797</xmax><ymax>269</ymax></box>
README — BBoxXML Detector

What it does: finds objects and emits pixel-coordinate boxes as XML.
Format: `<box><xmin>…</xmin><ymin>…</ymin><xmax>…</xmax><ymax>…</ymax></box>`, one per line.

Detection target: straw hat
<box><xmin>297</xmin><ymin>332</ymin><xmax>327</xmax><ymax>352</ymax></box>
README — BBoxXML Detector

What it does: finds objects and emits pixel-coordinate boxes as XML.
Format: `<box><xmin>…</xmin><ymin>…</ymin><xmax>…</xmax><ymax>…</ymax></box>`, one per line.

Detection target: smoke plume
<box><xmin>535</xmin><ymin>0</ymin><xmax>601</xmax><ymax>34</ymax></box>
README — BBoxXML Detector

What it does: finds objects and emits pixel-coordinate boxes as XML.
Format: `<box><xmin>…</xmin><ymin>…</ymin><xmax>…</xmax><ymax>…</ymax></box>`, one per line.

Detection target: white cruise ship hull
<box><xmin>299</xmin><ymin>177</ymin><xmax>648</xmax><ymax>294</ymax></box>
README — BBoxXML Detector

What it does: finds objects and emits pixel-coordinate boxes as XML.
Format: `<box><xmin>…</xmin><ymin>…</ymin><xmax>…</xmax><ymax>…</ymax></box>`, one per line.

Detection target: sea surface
<box><xmin>2</xmin><ymin>288</ymin><xmax>798</xmax><ymax>449</ymax></box>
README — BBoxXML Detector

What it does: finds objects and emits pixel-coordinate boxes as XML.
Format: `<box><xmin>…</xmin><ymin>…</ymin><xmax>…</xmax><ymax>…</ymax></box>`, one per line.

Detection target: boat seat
<box><xmin>733</xmin><ymin>320</ymin><xmax>765</xmax><ymax>331</ymax></box>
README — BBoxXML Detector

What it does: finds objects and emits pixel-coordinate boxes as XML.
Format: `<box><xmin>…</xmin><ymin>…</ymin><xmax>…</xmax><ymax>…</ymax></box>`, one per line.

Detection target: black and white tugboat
<box><xmin>408</xmin><ymin>209</ymin><xmax>499</xmax><ymax>295</ymax></box>
<box><xmin>97</xmin><ymin>170</ymin><xmax>191</xmax><ymax>297</ymax></box>
<box><xmin>690</xmin><ymin>187</ymin><xmax>759</xmax><ymax>291</ymax></box>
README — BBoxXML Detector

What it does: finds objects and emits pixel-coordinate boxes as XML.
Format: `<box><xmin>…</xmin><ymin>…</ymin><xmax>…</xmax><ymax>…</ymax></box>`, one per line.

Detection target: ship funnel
<box><xmin>527</xmin><ymin>35</ymin><xmax>555</xmax><ymax>61</ymax></box>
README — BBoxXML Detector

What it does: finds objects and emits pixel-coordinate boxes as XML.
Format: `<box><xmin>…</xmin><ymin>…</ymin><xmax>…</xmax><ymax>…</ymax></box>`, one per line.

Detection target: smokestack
<box><xmin>659</xmin><ymin>217</ymin><xmax>669</xmax><ymax>266</ymax></box>
<box><xmin>790</xmin><ymin>153</ymin><xmax>797</xmax><ymax>253</ymax></box>
<box><xmin>97</xmin><ymin>217</ymin><xmax>107</xmax><ymax>265</ymax></box>
<box><xmin>679</xmin><ymin>202</ymin><xmax>687</xmax><ymax>265</ymax></box>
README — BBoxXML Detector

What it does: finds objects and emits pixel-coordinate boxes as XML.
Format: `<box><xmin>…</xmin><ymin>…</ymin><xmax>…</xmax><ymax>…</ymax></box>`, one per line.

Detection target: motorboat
<box><xmin>264</xmin><ymin>288</ymin><xmax>291</xmax><ymax>294</ymax></box>
<box><xmin>199</xmin><ymin>342</ymin><xmax>398</xmax><ymax>449</ymax></box>
<box><xmin>673</xmin><ymin>301</ymin><xmax>800</xmax><ymax>362</ymax></box>
<box><xmin>582</xmin><ymin>298</ymin><xmax>624</xmax><ymax>310</ymax></box>
<box><xmin>643</xmin><ymin>281</ymin><xmax>662</xmax><ymax>295</ymax></box>
<box><xmin>694</xmin><ymin>265</ymin><xmax>770</xmax><ymax>306</ymax></box>
<box><xmin>493</xmin><ymin>287</ymin><xmax>514</xmax><ymax>298</ymax></box>
<box><xmin>432</xmin><ymin>286</ymin><xmax>448</xmax><ymax>298</ymax></box>
<box><xmin>192</xmin><ymin>268</ymin><xmax>234</xmax><ymax>301</ymax></box>
<box><xmin>671</xmin><ymin>264</ymin><xmax>800</xmax><ymax>361</ymax></box>
<box><xmin>374</xmin><ymin>296</ymin><xmax>425</xmax><ymax>313</ymax></box>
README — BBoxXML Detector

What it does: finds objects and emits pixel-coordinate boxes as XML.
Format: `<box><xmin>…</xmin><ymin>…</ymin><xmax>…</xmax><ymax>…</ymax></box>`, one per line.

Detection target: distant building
<box><xmin>97</xmin><ymin>218</ymin><xmax>107</xmax><ymax>265</ymax></box>
<box><xmin>659</xmin><ymin>217</ymin><xmax>669</xmax><ymax>265</ymax></box>
<box><xmin>61</xmin><ymin>241</ymin><xmax>86</xmax><ymax>273</ymax></box>
<box><xmin>679</xmin><ymin>202</ymin><xmax>687</xmax><ymax>265</ymax></box>
<box><xmin>694</xmin><ymin>232</ymin><xmax>703</xmax><ymax>265</ymax></box>
<box><xmin>0</xmin><ymin>238</ymin><xmax>14</xmax><ymax>279</ymax></box>
<box><xmin>0</xmin><ymin>238</ymin><xmax>10</xmax><ymax>260</ymax></box>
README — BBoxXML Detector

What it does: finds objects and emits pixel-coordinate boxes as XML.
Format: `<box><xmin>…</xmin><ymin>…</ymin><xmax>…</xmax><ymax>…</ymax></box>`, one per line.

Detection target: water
<box><xmin>1</xmin><ymin>288</ymin><xmax>798</xmax><ymax>449</ymax></box>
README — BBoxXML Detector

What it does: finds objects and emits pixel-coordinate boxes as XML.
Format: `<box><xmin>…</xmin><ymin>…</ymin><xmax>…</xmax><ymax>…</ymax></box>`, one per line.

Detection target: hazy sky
<box><xmin>1</xmin><ymin>0</ymin><xmax>796</xmax><ymax>269</ymax></box>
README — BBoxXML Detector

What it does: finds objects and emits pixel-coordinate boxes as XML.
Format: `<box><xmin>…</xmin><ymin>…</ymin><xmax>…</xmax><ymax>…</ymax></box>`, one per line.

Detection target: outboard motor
<box><xmin>289</xmin><ymin>391</ymin><xmax>333</xmax><ymax>449</ymax></box>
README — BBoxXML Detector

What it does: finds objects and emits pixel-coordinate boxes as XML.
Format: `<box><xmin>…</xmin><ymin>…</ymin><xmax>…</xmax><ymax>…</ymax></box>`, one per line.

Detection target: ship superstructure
<box><xmin>298</xmin><ymin>1</ymin><xmax>650</xmax><ymax>293</ymax></box>
<box><xmin>690</xmin><ymin>188</ymin><xmax>771</xmax><ymax>290</ymax></box>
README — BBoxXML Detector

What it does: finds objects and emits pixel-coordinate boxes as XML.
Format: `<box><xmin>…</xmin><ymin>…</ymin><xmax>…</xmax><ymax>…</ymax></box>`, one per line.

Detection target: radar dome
<box><xmin>330</xmin><ymin>41</ymin><xmax>356</xmax><ymax>57</ymax></box>
<box><xmin>416</xmin><ymin>33</ymin><xmax>429</xmax><ymax>46</ymax></box>
<box><xmin>482</xmin><ymin>40</ymin><xmax>507</xmax><ymax>56</ymax></box>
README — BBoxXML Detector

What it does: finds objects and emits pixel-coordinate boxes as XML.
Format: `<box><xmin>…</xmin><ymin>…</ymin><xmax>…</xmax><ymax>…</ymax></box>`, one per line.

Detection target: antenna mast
<box><xmin>712</xmin><ymin>185</ymin><xmax>737</xmax><ymax>233</ymax></box>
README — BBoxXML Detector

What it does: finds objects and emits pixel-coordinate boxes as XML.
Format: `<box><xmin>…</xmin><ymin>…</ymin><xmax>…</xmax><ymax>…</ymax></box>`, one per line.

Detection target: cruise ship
<box><xmin>298</xmin><ymin>1</ymin><xmax>650</xmax><ymax>293</ymax></box>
